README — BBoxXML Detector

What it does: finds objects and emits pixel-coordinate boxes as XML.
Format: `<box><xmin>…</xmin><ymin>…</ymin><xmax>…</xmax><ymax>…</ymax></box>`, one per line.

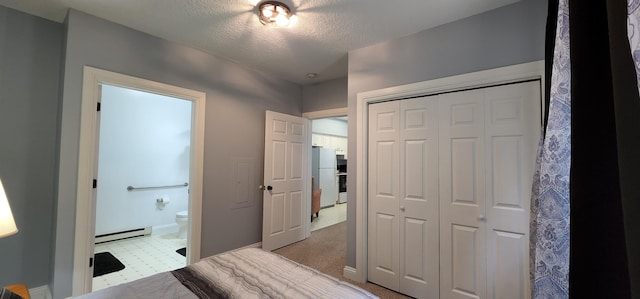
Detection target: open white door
<box><xmin>262</xmin><ymin>111</ymin><xmax>310</xmax><ymax>251</ymax></box>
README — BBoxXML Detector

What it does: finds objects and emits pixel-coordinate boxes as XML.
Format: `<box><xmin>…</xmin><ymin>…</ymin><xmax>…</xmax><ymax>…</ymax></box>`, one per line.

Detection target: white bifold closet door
<box><xmin>368</xmin><ymin>81</ymin><xmax>540</xmax><ymax>299</ymax></box>
<box><xmin>439</xmin><ymin>82</ymin><xmax>539</xmax><ymax>299</ymax></box>
<box><xmin>368</xmin><ymin>97</ymin><xmax>440</xmax><ymax>299</ymax></box>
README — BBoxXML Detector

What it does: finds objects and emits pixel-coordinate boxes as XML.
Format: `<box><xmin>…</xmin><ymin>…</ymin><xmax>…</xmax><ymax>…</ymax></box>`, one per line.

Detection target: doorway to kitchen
<box><xmin>305</xmin><ymin>109</ymin><xmax>348</xmax><ymax>232</ymax></box>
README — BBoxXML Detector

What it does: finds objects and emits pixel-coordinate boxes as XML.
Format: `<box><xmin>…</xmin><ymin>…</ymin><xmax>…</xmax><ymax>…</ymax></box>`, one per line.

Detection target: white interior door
<box><xmin>439</xmin><ymin>89</ymin><xmax>488</xmax><ymax>299</ymax></box>
<box><xmin>262</xmin><ymin>110</ymin><xmax>310</xmax><ymax>251</ymax></box>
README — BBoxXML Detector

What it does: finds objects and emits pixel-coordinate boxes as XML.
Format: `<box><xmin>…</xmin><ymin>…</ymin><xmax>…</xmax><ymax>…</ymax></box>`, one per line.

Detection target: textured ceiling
<box><xmin>0</xmin><ymin>0</ymin><xmax>520</xmax><ymax>84</ymax></box>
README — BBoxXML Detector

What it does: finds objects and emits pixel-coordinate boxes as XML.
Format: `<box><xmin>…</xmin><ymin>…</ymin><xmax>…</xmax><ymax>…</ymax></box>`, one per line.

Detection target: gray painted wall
<box><xmin>345</xmin><ymin>0</ymin><xmax>547</xmax><ymax>267</ymax></box>
<box><xmin>0</xmin><ymin>6</ymin><xmax>63</xmax><ymax>288</ymax></box>
<box><xmin>51</xmin><ymin>9</ymin><xmax>301</xmax><ymax>299</ymax></box>
<box><xmin>302</xmin><ymin>77</ymin><xmax>348</xmax><ymax>112</ymax></box>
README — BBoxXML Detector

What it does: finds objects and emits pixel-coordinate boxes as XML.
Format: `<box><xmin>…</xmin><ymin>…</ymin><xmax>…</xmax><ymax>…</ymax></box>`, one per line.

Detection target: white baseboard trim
<box><xmin>29</xmin><ymin>285</ymin><xmax>51</xmax><ymax>299</ymax></box>
<box><xmin>343</xmin><ymin>266</ymin><xmax>361</xmax><ymax>282</ymax></box>
<box><xmin>95</xmin><ymin>227</ymin><xmax>151</xmax><ymax>243</ymax></box>
<box><xmin>152</xmin><ymin>223</ymin><xmax>178</xmax><ymax>236</ymax></box>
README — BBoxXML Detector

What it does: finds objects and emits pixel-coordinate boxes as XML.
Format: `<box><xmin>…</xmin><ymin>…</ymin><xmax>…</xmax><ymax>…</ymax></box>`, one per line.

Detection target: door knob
<box><xmin>259</xmin><ymin>185</ymin><xmax>273</xmax><ymax>191</ymax></box>
<box><xmin>400</xmin><ymin>206</ymin><xmax>405</xmax><ymax>212</ymax></box>
<box><xmin>478</xmin><ymin>214</ymin><xmax>486</xmax><ymax>221</ymax></box>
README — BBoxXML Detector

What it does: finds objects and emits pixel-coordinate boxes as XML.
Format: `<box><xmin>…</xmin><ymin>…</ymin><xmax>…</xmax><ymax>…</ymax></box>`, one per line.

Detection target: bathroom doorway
<box><xmin>91</xmin><ymin>84</ymin><xmax>193</xmax><ymax>290</ymax></box>
<box><xmin>72</xmin><ymin>67</ymin><xmax>205</xmax><ymax>295</ymax></box>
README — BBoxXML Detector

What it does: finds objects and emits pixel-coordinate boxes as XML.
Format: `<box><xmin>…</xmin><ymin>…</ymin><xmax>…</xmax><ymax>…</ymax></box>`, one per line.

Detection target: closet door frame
<box><xmin>349</xmin><ymin>60</ymin><xmax>545</xmax><ymax>284</ymax></box>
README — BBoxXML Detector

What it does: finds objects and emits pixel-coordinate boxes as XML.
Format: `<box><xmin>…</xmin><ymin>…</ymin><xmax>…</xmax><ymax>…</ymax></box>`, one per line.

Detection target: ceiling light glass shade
<box><xmin>259</xmin><ymin>1</ymin><xmax>292</xmax><ymax>27</ymax></box>
<box><xmin>0</xmin><ymin>178</ymin><xmax>18</xmax><ymax>238</ymax></box>
<box><xmin>275</xmin><ymin>14</ymin><xmax>290</xmax><ymax>27</ymax></box>
<box><xmin>262</xmin><ymin>7</ymin><xmax>273</xmax><ymax>18</ymax></box>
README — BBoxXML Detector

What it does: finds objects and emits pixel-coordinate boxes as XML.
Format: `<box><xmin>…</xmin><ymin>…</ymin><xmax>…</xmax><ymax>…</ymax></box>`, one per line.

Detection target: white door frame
<box><xmin>351</xmin><ymin>61</ymin><xmax>545</xmax><ymax>283</ymax></box>
<box><xmin>72</xmin><ymin>66</ymin><xmax>206</xmax><ymax>295</ymax></box>
<box><xmin>303</xmin><ymin>107</ymin><xmax>348</xmax><ymax>120</ymax></box>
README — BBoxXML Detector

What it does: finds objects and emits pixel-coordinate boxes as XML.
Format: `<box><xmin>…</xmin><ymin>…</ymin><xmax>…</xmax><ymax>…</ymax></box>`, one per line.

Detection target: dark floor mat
<box><xmin>93</xmin><ymin>252</ymin><xmax>125</xmax><ymax>277</ymax></box>
<box><xmin>176</xmin><ymin>247</ymin><xmax>186</xmax><ymax>257</ymax></box>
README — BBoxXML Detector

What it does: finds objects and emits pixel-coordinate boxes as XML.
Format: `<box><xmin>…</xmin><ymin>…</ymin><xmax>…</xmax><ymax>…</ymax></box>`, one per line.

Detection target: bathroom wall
<box><xmin>96</xmin><ymin>84</ymin><xmax>191</xmax><ymax>236</ymax></box>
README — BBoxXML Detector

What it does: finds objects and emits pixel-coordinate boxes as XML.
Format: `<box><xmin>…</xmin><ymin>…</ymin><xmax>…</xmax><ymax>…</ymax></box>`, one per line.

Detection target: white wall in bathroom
<box><xmin>95</xmin><ymin>84</ymin><xmax>192</xmax><ymax>236</ymax></box>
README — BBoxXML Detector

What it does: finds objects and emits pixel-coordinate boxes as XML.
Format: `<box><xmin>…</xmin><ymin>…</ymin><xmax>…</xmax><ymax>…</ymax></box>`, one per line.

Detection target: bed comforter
<box><xmin>75</xmin><ymin>247</ymin><xmax>378</xmax><ymax>299</ymax></box>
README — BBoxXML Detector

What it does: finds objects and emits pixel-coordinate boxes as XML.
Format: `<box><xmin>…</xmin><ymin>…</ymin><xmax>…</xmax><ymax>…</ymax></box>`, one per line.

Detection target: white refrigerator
<box><xmin>312</xmin><ymin>147</ymin><xmax>338</xmax><ymax>208</ymax></box>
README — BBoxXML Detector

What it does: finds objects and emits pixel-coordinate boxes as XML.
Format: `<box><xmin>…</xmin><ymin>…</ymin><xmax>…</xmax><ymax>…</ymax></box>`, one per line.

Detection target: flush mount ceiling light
<box><xmin>258</xmin><ymin>1</ymin><xmax>292</xmax><ymax>27</ymax></box>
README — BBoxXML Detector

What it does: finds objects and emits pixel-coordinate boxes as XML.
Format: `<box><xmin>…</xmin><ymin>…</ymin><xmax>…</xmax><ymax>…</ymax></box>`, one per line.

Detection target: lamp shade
<box><xmin>0</xmin><ymin>178</ymin><xmax>18</xmax><ymax>238</ymax></box>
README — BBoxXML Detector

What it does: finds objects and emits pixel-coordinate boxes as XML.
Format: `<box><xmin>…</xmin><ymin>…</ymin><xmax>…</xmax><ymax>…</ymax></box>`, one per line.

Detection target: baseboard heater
<box><xmin>95</xmin><ymin>227</ymin><xmax>152</xmax><ymax>244</ymax></box>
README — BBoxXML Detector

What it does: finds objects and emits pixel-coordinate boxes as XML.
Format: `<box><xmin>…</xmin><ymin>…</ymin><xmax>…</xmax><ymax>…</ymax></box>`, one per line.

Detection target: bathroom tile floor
<box><xmin>91</xmin><ymin>204</ymin><xmax>345</xmax><ymax>291</ymax></box>
<box><xmin>92</xmin><ymin>232</ymin><xmax>187</xmax><ymax>291</ymax></box>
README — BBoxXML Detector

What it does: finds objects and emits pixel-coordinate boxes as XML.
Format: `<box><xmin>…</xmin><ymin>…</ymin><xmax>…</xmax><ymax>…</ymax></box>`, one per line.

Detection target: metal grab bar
<box><xmin>127</xmin><ymin>182</ymin><xmax>188</xmax><ymax>191</ymax></box>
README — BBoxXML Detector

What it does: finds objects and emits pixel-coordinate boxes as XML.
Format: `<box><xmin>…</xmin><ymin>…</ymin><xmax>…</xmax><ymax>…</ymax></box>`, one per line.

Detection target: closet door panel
<box><xmin>376</xmin><ymin>142</ymin><xmax>396</xmax><ymax>196</ymax></box>
<box><xmin>492</xmin><ymin>230</ymin><xmax>527</xmax><ymax>299</ymax></box>
<box><xmin>374</xmin><ymin>213</ymin><xmax>395</xmax><ymax>271</ymax></box>
<box><xmin>368</xmin><ymin>101</ymin><xmax>400</xmax><ymax>290</ymax></box>
<box><xmin>490</xmin><ymin>136</ymin><xmax>522</xmax><ymax>207</ymax></box>
<box><xmin>451</xmin><ymin>138</ymin><xmax>480</xmax><ymax>204</ymax></box>
<box><xmin>403</xmin><ymin>217</ymin><xmax>427</xmax><ymax>276</ymax></box>
<box><xmin>451</xmin><ymin>224</ymin><xmax>481</xmax><ymax>297</ymax></box>
<box><xmin>399</xmin><ymin>97</ymin><xmax>439</xmax><ymax>298</ymax></box>
<box><xmin>484</xmin><ymin>81</ymin><xmax>539</xmax><ymax>299</ymax></box>
<box><xmin>439</xmin><ymin>90</ymin><xmax>486</xmax><ymax>299</ymax></box>
<box><xmin>484</xmin><ymin>82</ymin><xmax>539</xmax><ymax>230</ymax></box>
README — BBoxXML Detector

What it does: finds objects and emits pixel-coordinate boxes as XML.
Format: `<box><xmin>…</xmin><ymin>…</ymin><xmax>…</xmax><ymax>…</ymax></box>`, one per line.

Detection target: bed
<box><xmin>75</xmin><ymin>247</ymin><xmax>378</xmax><ymax>299</ymax></box>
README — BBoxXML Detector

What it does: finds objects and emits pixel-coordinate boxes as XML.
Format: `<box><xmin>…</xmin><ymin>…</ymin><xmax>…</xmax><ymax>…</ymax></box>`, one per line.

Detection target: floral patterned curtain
<box><xmin>629</xmin><ymin>2</ymin><xmax>640</xmax><ymax>90</ymax></box>
<box><xmin>625</xmin><ymin>1</ymin><xmax>640</xmax><ymax>297</ymax></box>
<box><xmin>530</xmin><ymin>0</ymin><xmax>571</xmax><ymax>297</ymax></box>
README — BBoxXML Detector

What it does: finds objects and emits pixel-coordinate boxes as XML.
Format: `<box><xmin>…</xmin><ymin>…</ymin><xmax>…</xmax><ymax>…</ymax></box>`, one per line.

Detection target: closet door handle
<box><xmin>400</xmin><ymin>206</ymin><xmax>405</xmax><ymax>212</ymax></box>
<box><xmin>478</xmin><ymin>214</ymin><xmax>486</xmax><ymax>222</ymax></box>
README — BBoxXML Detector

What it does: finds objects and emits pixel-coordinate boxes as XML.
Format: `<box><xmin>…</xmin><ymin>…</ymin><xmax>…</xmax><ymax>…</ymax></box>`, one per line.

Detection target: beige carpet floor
<box><xmin>274</xmin><ymin>221</ymin><xmax>412</xmax><ymax>299</ymax></box>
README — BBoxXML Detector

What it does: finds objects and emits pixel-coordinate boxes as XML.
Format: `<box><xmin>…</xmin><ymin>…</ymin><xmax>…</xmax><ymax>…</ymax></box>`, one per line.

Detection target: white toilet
<box><xmin>175</xmin><ymin>211</ymin><xmax>188</xmax><ymax>239</ymax></box>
